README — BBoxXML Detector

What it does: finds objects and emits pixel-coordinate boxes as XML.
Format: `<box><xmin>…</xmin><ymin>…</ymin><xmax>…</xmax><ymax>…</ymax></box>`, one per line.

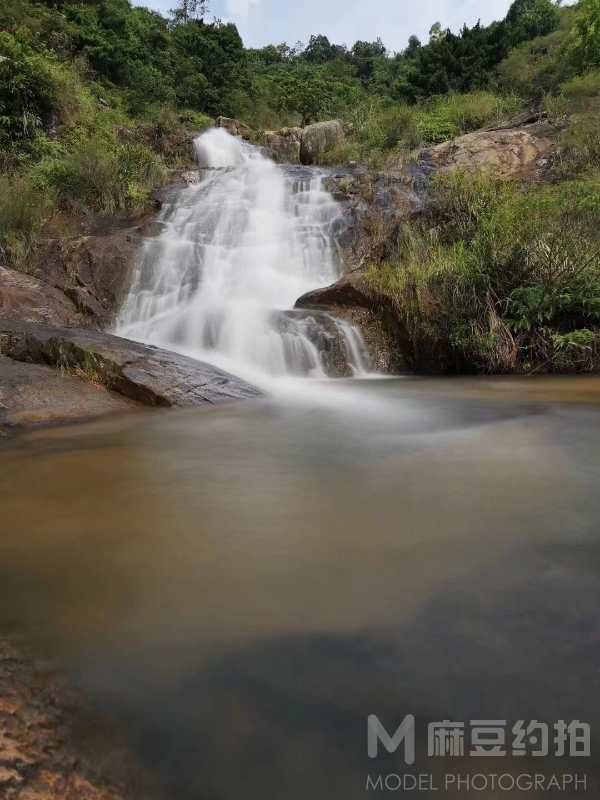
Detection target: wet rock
<box><xmin>300</xmin><ymin>120</ymin><xmax>345</xmax><ymax>165</ymax></box>
<box><xmin>0</xmin><ymin>319</ymin><xmax>261</xmax><ymax>413</ymax></box>
<box><xmin>31</xmin><ymin>227</ymin><xmax>144</xmax><ymax>329</ymax></box>
<box><xmin>271</xmin><ymin>309</ymin><xmax>358</xmax><ymax>377</ymax></box>
<box><xmin>0</xmin><ymin>639</ymin><xmax>159</xmax><ymax>800</ymax></box>
<box><xmin>295</xmin><ymin>273</ymin><xmax>408</xmax><ymax>374</ymax></box>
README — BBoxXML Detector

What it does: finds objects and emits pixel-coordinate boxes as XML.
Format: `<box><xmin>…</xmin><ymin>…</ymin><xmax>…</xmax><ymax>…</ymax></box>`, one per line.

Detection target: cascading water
<box><xmin>117</xmin><ymin>128</ymin><xmax>371</xmax><ymax>384</ymax></box>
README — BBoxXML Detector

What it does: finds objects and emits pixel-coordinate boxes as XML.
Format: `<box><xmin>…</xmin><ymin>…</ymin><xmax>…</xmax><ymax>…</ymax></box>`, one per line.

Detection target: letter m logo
<box><xmin>367</xmin><ymin>715</ymin><xmax>415</xmax><ymax>764</ymax></box>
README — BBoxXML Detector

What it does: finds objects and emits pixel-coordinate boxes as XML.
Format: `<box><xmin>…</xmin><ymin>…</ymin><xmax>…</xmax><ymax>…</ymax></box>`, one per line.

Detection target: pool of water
<box><xmin>2</xmin><ymin>376</ymin><xmax>600</xmax><ymax>798</ymax></box>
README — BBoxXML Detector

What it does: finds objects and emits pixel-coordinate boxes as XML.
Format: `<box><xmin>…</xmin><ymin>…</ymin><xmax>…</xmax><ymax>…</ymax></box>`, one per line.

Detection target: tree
<box><xmin>279</xmin><ymin>66</ymin><xmax>333</xmax><ymax>124</ymax></box>
<box><xmin>404</xmin><ymin>35</ymin><xmax>422</xmax><ymax>58</ymax></box>
<box><xmin>429</xmin><ymin>22</ymin><xmax>445</xmax><ymax>43</ymax></box>
<box><xmin>171</xmin><ymin>0</ymin><xmax>208</xmax><ymax>25</ymax></box>
<box><xmin>506</xmin><ymin>0</ymin><xmax>560</xmax><ymax>44</ymax></box>
<box><xmin>568</xmin><ymin>0</ymin><xmax>600</xmax><ymax>72</ymax></box>
<box><xmin>303</xmin><ymin>34</ymin><xmax>342</xmax><ymax>64</ymax></box>
<box><xmin>351</xmin><ymin>38</ymin><xmax>386</xmax><ymax>81</ymax></box>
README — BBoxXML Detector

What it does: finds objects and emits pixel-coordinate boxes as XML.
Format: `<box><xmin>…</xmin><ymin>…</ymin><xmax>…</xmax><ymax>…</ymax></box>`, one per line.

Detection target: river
<box><xmin>2</xmin><ymin>129</ymin><xmax>600</xmax><ymax>797</ymax></box>
<box><xmin>2</xmin><ymin>375</ymin><xmax>600</xmax><ymax>797</ymax></box>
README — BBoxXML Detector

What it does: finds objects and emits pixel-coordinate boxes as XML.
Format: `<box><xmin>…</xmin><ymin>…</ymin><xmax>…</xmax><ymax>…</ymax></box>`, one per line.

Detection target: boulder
<box><xmin>421</xmin><ymin>122</ymin><xmax>555</xmax><ymax>180</ymax></box>
<box><xmin>216</xmin><ymin>116</ymin><xmax>254</xmax><ymax>139</ymax></box>
<box><xmin>295</xmin><ymin>273</ymin><xmax>408</xmax><ymax>374</ymax></box>
<box><xmin>31</xmin><ymin>227</ymin><xmax>144</xmax><ymax>328</ymax></box>
<box><xmin>300</xmin><ymin>120</ymin><xmax>345</xmax><ymax>165</ymax></box>
<box><xmin>261</xmin><ymin>128</ymin><xmax>302</xmax><ymax>164</ymax></box>
<box><xmin>0</xmin><ymin>267</ymin><xmax>83</xmax><ymax>328</ymax></box>
<box><xmin>0</xmin><ymin>355</ymin><xmax>138</xmax><ymax>430</ymax></box>
<box><xmin>0</xmin><ymin>319</ymin><xmax>260</xmax><ymax>419</ymax></box>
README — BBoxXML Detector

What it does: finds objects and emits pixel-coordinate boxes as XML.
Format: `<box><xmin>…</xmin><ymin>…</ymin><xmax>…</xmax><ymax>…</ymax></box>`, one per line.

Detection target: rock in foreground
<box><xmin>0</xmin><ymin>320</ymin><xmax>260</xmax><ymax>429</ymax></box>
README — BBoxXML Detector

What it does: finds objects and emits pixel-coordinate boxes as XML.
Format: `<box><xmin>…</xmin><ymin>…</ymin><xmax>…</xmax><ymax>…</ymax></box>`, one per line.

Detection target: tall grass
<box><xmin>32</xmin><ymin>138</ymin><xmax>166</xmax><ymax>215</ymax></box>
<box><xmin>365</xmin><ymin>172</ymin><xmax>600</xmax><ymax>374</ymax></box>
<box><xmin>320</xmin><ymin>92</ymin><xmax>522</xmax><ymax>167</ymax></box>
<box><xmin>0</xmin><ymin>175</ymin><xmax>51</xmax><ymax>271</ymax></box>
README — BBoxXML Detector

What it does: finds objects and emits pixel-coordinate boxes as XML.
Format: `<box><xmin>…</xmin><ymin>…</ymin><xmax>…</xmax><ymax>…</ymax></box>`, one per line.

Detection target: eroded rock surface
<box><xmin>0</xmin><ymin>320</ymin><xmax>260</xmax><ymax>427</ymax></box>
<box><xmin>0</xmin><ymin>356</ymin><xmax>138</xmax><ymax>431</ymax></box>
<box><xmin>420</xmin><ymin>117</ymin><xmax>556</xmax><ymax>180</ymax></box>
<box><xmin>0</xmin><ymin>268</ymin><xmax>83</xmax><ymax>328</ymax></box>
<box><xmin>300</xmin><ymin>120</ymin><xmax>345</xmax><ymax>165</ymax></box>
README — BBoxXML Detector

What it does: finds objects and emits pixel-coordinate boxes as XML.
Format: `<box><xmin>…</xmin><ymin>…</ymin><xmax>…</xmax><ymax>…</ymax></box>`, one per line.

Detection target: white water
<box><xmin>117</xmin><ymin>128</ymin><xmax>370</xmax><ymax>386</ymax></box>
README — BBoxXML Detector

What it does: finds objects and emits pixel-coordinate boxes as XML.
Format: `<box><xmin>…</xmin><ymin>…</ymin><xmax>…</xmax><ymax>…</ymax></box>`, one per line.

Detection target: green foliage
<box><xmin>0</xmin><ymin>175</ymin><xmax>52</xmax><ymax>269</ymax></box>
<box><xmin>366</xmin><ymin>173</ymin><xmax>600</xmax><ymax>373</ymax></box>
<box><xmin>32</xmin><ymin>138</ymin><xmax>166</xmax><ymax>215</ymax></box>
<box><xmin>568</xmin><ymin>0</ymin><xmax>600</xmax><ymax>73</ymax></box>
<box><xmin>416</xmin><ymin>92</ymin><xmax>521</xmax><ymax>143</ymax></box>
<box><xmin>321</xmin><ymin>93</ymin><xmax>521</xmax><ymax>167</ymax></box>
<box><xmin>506</xmin><ymin>0</ymin><xmax>561</xmax><ymax>45</ymax></box>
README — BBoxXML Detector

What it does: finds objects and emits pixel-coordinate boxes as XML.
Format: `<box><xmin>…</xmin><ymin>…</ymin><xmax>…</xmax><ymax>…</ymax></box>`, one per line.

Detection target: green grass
<box><xmin>366</xmin><ymin>172</ymin><xmax>600</xmax><ymax>374</ymax></box>
<box><xmin>319</xmin><ymin>92</ymin><xmax>522</xmax><ymax>167</ymax></box>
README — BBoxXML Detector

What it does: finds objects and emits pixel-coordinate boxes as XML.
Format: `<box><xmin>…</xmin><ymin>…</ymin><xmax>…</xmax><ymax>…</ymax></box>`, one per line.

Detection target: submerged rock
<box><xmin>0</xmin><ymin>319</ymin><xmax>260</xmax><ymax>429</ymax></box>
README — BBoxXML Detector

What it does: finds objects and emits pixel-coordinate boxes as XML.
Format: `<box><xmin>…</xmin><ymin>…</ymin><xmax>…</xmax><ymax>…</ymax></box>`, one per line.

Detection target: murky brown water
<box><xmin>1</xmin><ymin>376</ymin><xmax>600</xmax><ymax>798</ymax></box>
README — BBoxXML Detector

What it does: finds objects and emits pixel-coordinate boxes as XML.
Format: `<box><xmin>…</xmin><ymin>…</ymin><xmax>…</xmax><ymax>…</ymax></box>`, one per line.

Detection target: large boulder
<box><xmin>421</xmin><ymin>117</ymin><xmax>556</xmax><ymax>180</ymax></box>
<box><xmin>0</xmin><ymin>355</ymin><xmax>138</xmax><ymax>430</ymax></box>
<box><xmin>0</xmin><ymin>319</ymin><xmax>260</xmax><ymax>423</ymax></box>
<box><xmin>300</xmin><ymin>120</ymin><xmax>345</xmax><ymax>165</ymax></box>
<box><xmin>31</xmin><ymin>226</ymin><xmax>144</xmax><ymax>328</ymax></box>
<box><xmin>216</xmin><ymin>116</ymin><xmax>254</xmax><ymax>139</ymax></box>
<box><xmin>261</xmin><ymin>128</ymin><xmax>302</xmax><ymax>164</ymax></box>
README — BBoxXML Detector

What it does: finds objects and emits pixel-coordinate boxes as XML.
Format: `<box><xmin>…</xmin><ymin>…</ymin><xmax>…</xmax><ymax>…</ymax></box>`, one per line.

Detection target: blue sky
<box><xmin>131</xmin><ymin>0</ymin><xmax>523</xmax><ymax>52</ymax></box>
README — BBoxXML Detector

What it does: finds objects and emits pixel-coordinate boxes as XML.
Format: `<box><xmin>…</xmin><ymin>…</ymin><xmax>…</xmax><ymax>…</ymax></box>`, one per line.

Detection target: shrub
<box><xmin>0</xmin><ymin>175</ymin><xmax>52</xmax><ymax>270</ymax></box>
<box><xmin>416</xmin><ymin>93</ymin><xmax>522</xmax><ymax>144</ymax></box>
<box><xmin>33</xmin><ymin>138</ymin><xmax>166</xmax><ymax>215</ymax></box>
<box><xmin>366</xmin><ymin>173</ymin><xmax>600</xmax><ymax>373</ymax></box>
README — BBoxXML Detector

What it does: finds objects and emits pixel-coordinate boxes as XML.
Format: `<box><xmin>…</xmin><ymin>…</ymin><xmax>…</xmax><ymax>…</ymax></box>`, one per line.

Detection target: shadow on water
<box><xmin>1</xmin><ymin>377</ymin><xmax>600</xmax><ymax>798</ymax></box>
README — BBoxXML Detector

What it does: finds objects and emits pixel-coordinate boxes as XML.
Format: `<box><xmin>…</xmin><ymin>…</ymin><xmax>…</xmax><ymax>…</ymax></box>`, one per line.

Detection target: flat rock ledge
<box><xmin>0</xmin><ymin>319</ymin><xmax>260</xmax><ymax>430</ymax></box>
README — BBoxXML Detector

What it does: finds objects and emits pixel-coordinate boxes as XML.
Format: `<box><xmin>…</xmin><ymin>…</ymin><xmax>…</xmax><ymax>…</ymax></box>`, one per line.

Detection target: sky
<box><xmin>131</xmin><ymin>0</ymin><xmax>522</xmax><ymax>53</ymax></box>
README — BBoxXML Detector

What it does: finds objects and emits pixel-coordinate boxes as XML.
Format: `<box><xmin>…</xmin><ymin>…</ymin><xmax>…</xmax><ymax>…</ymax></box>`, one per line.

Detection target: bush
<box><xmin>366</xmin><ymin>173</ymin><xmax>600</xmax><ymax>373</ymax></box>
<box><xmin>568</xmin><ymin>0</ymin><xmax>600</xmax><ymax>74</ymax></box>
<box><xmin>33</xmin><ymin>138</ymin><xmax>166</xmax><ymax>215</ymax></box>
<box><xmin>0</xmin><ymin>175</ymin><xmax>52</xmax><ymax>270</ymax></box>
<box><xmin>416</xmin><ymin>93</ymin><xmax>522</xmax><ymax>144</ymax></box>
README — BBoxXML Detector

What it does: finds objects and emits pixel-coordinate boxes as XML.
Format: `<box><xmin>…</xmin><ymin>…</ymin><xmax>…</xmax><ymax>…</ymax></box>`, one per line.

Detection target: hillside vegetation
<box><xmin>1</xmin><ymin>0</ymin><xmax>599</xmax><ymax>372</ymax></box>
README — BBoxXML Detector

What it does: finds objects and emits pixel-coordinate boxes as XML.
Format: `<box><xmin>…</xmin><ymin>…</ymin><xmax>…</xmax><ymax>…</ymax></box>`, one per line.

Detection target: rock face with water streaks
<box><xmin>0</xmin><ymin>319</ymin><xmax>260</xmax><ymax>431</ymax></box>
<box><xmin>295</xmin><ymin>273</ymin><xmax>408</xmax><ymax>374</ymax></box>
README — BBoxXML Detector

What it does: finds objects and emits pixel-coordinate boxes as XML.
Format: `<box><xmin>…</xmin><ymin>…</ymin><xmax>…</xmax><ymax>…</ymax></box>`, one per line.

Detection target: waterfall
<box><xmin>117</xmin><ymin>128</ymin><xmax>370</xmax><ymax>384</ymax></box>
